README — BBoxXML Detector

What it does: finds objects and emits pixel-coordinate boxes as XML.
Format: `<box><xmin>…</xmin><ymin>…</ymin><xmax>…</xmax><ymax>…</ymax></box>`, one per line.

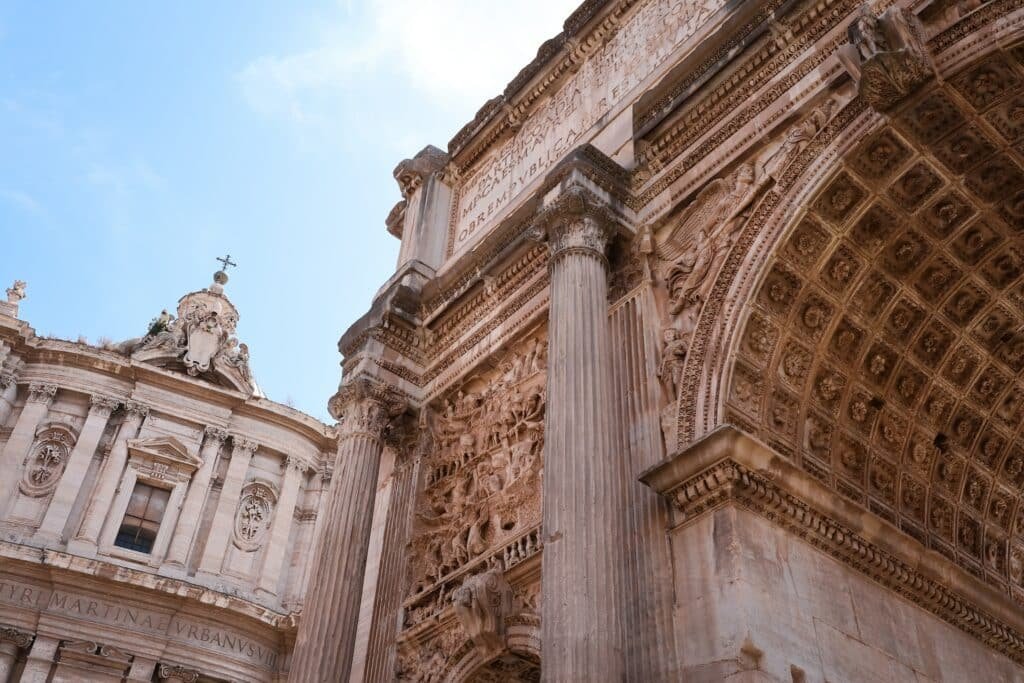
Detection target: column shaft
<box><xmin>541</xmin><ymin>210</ymin><xmax>628</xmax><ymax>681</ymax></box>
<box><xmin>75</xmin><ymin>403</ymin><xmax>147</xmax><ymax>546</ymax></box>
<box><xmin>164</xmin><ymin>427</ymin><xmax>227</xmax><ymax>568</ymax></box>
<box><xmin>19</xmin><ymin>635</ymin><xmax>57</xmax><ymax>683</ymax></box>
<box><xmin>290</xmin><ymin>387</ymin><xmax>395</xmax><ymax>683</ymax></box>
<box><xmin>36</xmin><ymin>396</ymin><xmax>118</xmax><ymax>542</ymax></box>
<box><xmin>197</xmin><ymin>438</ymin><xmax>256</xmax><ymax>574</ymax></box>
<box><xmin>257</xmin><ymin>457</ymin><xmax>304</xmax><ymax>595</ymax></box>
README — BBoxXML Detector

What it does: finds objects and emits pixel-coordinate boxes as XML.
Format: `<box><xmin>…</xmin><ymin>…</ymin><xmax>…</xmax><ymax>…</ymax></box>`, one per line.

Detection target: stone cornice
<box><xmin>641</xmin><ymin>426</ymin><xmax>1024</xmax><ymax>666</ymax></box>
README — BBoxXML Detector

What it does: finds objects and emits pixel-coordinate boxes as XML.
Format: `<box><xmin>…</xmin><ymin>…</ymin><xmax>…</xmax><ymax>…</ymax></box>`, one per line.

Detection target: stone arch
<box><xmin>444</xmin><ymin>622</ymin><xmax>541</xmax><ymax>683</ymax></box>
<box><xmin>681</xmin><ymin>19</ymin><xmax>1024</xmax><ymax>602</ymax></box>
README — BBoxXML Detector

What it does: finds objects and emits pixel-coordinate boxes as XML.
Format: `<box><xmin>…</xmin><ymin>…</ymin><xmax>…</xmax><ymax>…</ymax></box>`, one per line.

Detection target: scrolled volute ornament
<box><xmin>157</xmin><ymin>663</ymin><xmax>201</xmax><ymax>683</ymax></box>
<box><xmin>0</xmin><ymin>625</ymin><xmax>33</xmax><ymax>649</ymax></box>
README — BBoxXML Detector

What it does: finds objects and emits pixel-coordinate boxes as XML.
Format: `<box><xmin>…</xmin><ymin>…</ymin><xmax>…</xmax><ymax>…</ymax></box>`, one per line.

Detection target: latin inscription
<box><xmin>0</xmin><ymin>578</ymin><xmax>279</xmax><ymax>669</ymax></box>
<box><xmin>452</xmin><ymin>0</ymin><xmax>726</xmax><ymax>254</ymax></box>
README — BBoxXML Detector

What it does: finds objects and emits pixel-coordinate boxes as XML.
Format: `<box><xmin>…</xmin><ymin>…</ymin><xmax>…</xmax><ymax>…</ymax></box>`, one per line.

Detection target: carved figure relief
<box><xmin>838</xmin><ymin>4</ymin><xmax>935</xmax><ymax>111</ymax></box>
<box><xmin>19</xmin><ymin>425</ymin><xmax>75</xmax><ymax>497</ymax></box>
<box><xmin>453</xmin><ymin>566</ymin><xmax>514</xmax><ymax>656</ymax></box>
<box><xmin>404</xmin><ymin>333</ymin><xmax>545</xmax><ymax>630</ymax></box>
<box><xmin>111</xmin><ymin>272</ymin><xmax>254</xmax><ymax>394</ymax></box>
<box><xmin>233</xmin><ymin>480</ymin><xmax>278</xmax><ymax>552</ymax></box>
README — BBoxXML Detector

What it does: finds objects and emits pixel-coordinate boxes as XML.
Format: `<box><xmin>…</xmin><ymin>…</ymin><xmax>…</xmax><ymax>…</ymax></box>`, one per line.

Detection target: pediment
<box><xmin>127</xmin><ymin>436</ymin><xmax>201</xmax><ymax>472</ymax></box>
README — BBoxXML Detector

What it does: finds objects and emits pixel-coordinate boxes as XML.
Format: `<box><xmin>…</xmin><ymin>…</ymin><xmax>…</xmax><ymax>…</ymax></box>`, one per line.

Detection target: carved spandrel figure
<box><xmin>657</xmin><ymin>328</ymin><xmax>689</xmax><ymax>401</ymax></box>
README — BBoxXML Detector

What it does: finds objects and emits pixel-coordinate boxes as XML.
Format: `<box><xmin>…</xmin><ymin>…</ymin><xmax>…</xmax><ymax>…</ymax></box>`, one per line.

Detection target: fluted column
<box><xmin>0</xmin><ymin>383</ymin><xmax>56</xmax><ymax>504</ymax></box>
<box><xmin>164</xmin><ymin>426</ymin><xmax>228</xmax><ymax>569</ymax></box>
<box><xmin>75</xmin><ymin>401</ymin><xmax>148</xmax><ymax>547</ymax></box>
<box><xmin>537</xmin><ymin>188</ymin><xmax>628</xmax><ymax>682</ymax></box>
<box><xmin>0</xmin><ymin>625</ymin><xmax>33</xmax><ymax>683</ymax></box>
<box><xmin>36</xmin><ymin>395</ymin><xmax>119</xmax><ymax>543</ymax></box>
<box><xmin>257</xmin><ymin>455</ymin><xmax>306</xmax><ymax>595</ymax></box>
<box><xmin>197</xmin><ymin>437</ymin><xmax>257</xmax><ymax>574</ymax></box>
<box><xmin>290</xmin><ymin>380</ymin><xmax>403</xmax><ymax>683</ymax></box>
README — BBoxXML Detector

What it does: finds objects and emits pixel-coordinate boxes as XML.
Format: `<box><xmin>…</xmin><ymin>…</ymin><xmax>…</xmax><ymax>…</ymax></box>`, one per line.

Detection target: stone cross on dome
<box><xmin>211</xmin><ymin>254</ymin><xmax>236</xmax><ymax>294</ymax></box>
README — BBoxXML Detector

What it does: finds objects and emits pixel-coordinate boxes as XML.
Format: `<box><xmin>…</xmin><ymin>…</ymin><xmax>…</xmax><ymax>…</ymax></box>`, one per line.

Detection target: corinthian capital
<box><xmin>203</xmin><ymin>425</ymin><xmax>230</xmax><ymax>444</ymax></box>
<box><xmin>0</xmin><ymin>624</ymin><xmax>34</xmax><ymax>649</ymax></box>
<box><xmin>27</xmin><ymin>383</ymin><xmax>57</xmax><ymax>405</ymax></box>
<box><xmin>328</xmin><ymin>378</ymin><xmax>406</xmax><ymax>439</ymax></box>
<box><xmin>531</xmin><ymin>186</ymin><xmax>617</xmax><ymax>265</ymax></box>
<box><xmin>123</xmin><ymin>401</ymin><xmax>149</xmax><ymax>421</ymax></box>
<box><xmin>231</xmin><ymin>436</ymin><xmax>259</xmax><ymax>455</ymax></box>
<box><xmin>89</xmin><ymin>395</ymin><xmax>120</xmax><ymax>416</ymax></box>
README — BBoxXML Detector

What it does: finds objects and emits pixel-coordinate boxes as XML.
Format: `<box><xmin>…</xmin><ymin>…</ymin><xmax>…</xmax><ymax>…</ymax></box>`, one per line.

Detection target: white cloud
<box><xmin>0</xmin><ymin>188</ymin><xmax>44</xmax><ymax>216</ymax></box>
<box><xmin>238</xmin><ymin>0</ymin><xmax>581</xmax><ymax>122</ymax></box>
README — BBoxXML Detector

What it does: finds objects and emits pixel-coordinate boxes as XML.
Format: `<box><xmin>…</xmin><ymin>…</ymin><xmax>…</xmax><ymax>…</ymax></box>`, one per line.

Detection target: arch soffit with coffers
<box><xmin>677</xmin><ymin>13</ymin><xmax>1024</xmax><ymax>602</ymax></box>
<box><xmin>443</xmin><ymin>623</ymin><xmax>541</xmax><ymax>683</ymax></box>
<box><xmin>681</xmin><ymin>1</ymin><xmax>1024</xmax><ymax>443</ymax></box>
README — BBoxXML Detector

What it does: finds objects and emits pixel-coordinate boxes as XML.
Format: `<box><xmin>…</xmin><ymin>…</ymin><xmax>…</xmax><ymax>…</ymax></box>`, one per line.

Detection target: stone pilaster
<box><xmin>197</xmin><ymin>436</ymin><xmax>258</xmax><ymax>574</ymax></box>
<box><xmin>157</xmin><ymin>663</ymin><xmax>200</xmax><ymax>683</ymax></box>
<box><xmin>74</xmin><ymin>401</ymin><xmax>148</xmax><ymax>548</ymax></box>
<box><xmin>257</xmin><ymin>455</ymin><xmax>306</xmax><ymax>595</ymax></box>
<box><xmin>536</xmin><ymin>187</ymin><xmax>629</xmax><ymax>681</ymax></box>
<box><xmin>0</xmin><ymin>383</ymin><xmax>56</xmax><ymax>508</ymax></box>
<box><xmin>0</xmin><ymin>626</ymin><xmax>33</xmax><ymax>683</ymax></box>
<box><xmin>289</xmin><ymin>379</ymin><xmax>403</xmax><ymax>683</ymax></box>
<box><xmin>19</xmin><ymin>634</ymin><xmax>57</xmax><ymax>683</ymax></box>
<box><xmin>163</xmin><ymin>426</ymin><xmax>228</xmax><ymax>569</ymax></box>
<box><xmin>36</xmin><ymin>395</ymin><xmax>119</xmax><ymax>543</ymax></box>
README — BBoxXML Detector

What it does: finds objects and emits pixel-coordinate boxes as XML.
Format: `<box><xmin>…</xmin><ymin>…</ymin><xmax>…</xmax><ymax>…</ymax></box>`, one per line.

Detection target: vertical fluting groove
<box><xmin>364</xmin><ymin>459</ymin><xmax>416</xmax><ymax>682</ymax></box>
<box><xmin>609</xmin><ymin>285</ymin><xmax>680</xmax><ymax>680</ymax></box>
<box><xmin>543</xmin><ymin>243</ymin><xmax>628</xmax><ymax>682</ymax></box>
<box><xmin>291</xmin><ymin>431</ymin><xmax>383</xmax><ymax>683</ymax></box>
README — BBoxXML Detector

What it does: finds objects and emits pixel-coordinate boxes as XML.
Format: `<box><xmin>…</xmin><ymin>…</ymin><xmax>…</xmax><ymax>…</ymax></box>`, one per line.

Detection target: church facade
<box><xmin>7</xmin><ymin>0</ymin><xmax>1024</xmax><ymax>680</ymax></box>
<box><xmin>289</xmin><ymin>0</ymin><xmax>1024</xmax><ymax>680</ymax></box>
<box><xmin>0</xmin><ymin>274</ymin><xmax>336</xmax><ymax>682</ymax></box>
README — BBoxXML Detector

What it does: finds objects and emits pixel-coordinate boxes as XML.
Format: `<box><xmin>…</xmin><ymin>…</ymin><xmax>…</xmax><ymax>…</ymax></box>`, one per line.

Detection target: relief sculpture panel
<box><xmin>402</xmin><ymin>332</ymin><xmax>546</xmax><ymax>639</ymax></box>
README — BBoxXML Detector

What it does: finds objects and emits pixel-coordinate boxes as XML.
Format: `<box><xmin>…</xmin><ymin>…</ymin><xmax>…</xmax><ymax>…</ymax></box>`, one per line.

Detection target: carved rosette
<box><xmin>0</xmin><ymin>625</ymin><xmax>33</xmax><ymax>649</ymax></box>
<box><xmin>233</xmin><ymin>479</ymin><xmax>278</xmax><ymax>552</ymax></box>
<box><xmin>532</xmin><ymin>187</ymin><xmax>617</xmax><ymax>268</ymax></box>
<box><xmin>158</xmin><ymin>663</ymin><xmax>201</xmax><ymax>683</ymax></box>
<box><xmin>328</xmin><ymin>379</ymin><xmax>406</xmax><ymax>441</ymax></box>
<box><xmin>26</xmin><ymin>383</ymin><xmax>57</xmax><ymax>405</ymax></box>
<box><xmin>19</xmin><ymin>424</ymin><xmax>75</xmax><ymax>497</ymax></box>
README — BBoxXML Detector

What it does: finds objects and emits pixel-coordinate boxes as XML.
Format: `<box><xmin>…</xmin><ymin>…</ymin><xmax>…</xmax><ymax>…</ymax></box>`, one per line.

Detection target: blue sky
<box><xmin>0</xmin><ymin>0</ymin><xmax>579</xmax><ymax>421</ymax></box>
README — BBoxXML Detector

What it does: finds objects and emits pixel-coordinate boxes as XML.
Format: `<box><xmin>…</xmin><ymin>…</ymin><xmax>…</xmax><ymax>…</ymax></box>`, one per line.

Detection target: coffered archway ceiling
<box><xmin>727</xmin><ymin>43</ymin><xmax>1024</xmax><ymax>600</ymax></box>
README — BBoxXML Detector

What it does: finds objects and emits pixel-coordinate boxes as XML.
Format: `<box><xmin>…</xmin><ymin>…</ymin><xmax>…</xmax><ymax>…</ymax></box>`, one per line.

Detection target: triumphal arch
<box><xmin>289</xmin><ymin>0</ymin><xmax>1024</xmax><ymax>680</ymax></box>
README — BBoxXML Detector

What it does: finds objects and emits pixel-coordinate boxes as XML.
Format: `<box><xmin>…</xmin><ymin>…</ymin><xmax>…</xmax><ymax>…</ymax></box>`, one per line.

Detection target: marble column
<box><xmin>36</xmin><ymin>395</ymin><xmax>119</xmax><ymax>543</ymax></box>
<box><xmin>290</xmin><ymin>380</ymin><xmax>402</xmax><ymax>683</ymax></box>
<box><xmin>163</xmin><ymin>426</ymin><xmax>228</xmax><ymax>569</ymax></box>
<box><xmin>257</xmin><ymin>455</ymin><xmax>306</xmax><ymax>596</ymax></box>
<box><xmin>197</xmin><ymin>437</ymin><xmax>257</xmax><ymax>574</ymax></box>
<box><xmin>0</xmin><ymin>383</ymin><xmax>56</xmax><ymax>504</ymax></box>
<box><xmin>75</xmin><ymin>401</ymin><xmax>148</xmax><ymax>547</ymax></box>
<box><xmin>157</xmin><ymin>663</ymin><xmax>200</xmax><ymax>683</ymax></box>
<box><xmin>19</xmin><ymin>634</ymin><xmax>57</xmax><ymax>683</ymax></box>
<box><xmin>0</xmin><ymin>626</ymin><xmax>33</xmax><ymax>683</ymax></box>
<box><xmin>537</xmin><ymin>188</ymin><xmax>629</xmax><ymax>682</ymax></box>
